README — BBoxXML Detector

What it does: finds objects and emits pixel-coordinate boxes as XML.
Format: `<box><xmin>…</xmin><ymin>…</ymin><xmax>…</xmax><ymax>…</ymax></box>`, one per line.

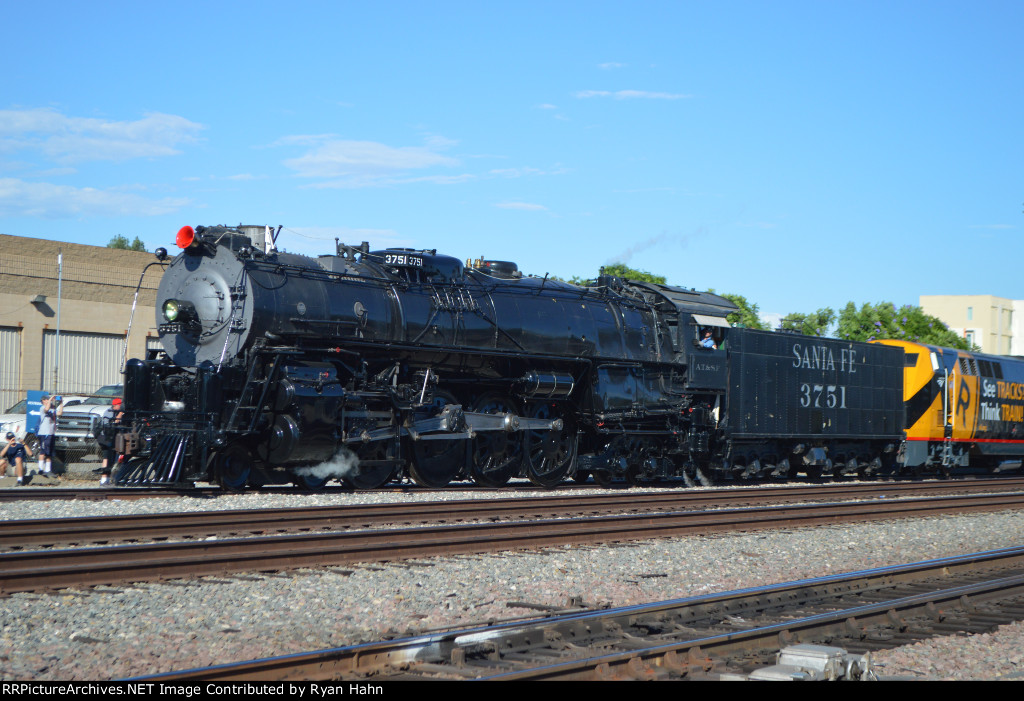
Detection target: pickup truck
<box><xmin>54</xmin><ymin>385</ymin><xmax>123</xmax><ymax>463</ymax></box>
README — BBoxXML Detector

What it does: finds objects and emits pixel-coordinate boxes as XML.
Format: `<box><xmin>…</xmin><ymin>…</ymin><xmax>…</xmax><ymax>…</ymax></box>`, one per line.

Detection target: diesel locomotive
<box><xmin>111</xmin><ymin>224</ymin><xmax>1021</xmax><ymax>489</ymax></box>
<box><xmin>877</xmin><ymin>340</ymin><xmax>1024</xmax><ymax>476</ymax></box>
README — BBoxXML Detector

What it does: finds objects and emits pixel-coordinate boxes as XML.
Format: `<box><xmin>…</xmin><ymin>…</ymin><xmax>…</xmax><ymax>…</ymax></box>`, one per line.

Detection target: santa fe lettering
<box><xmin>792</xmin><ymin>344</ymin><xmax>857</xmax><ymax>374</ymax></box>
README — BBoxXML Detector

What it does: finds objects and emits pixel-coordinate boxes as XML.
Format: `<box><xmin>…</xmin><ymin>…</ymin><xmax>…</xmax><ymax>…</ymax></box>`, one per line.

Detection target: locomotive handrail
<box><xmin>292</xmin><ymin>336</ymin><xmax>595</xmax><ymax>365</ymax></box>
<box><xmin>469</xmin><ymin>305</ymin><xmax>527</xmax><ymax>351</ymax></box>
<box><xmin>288</xmin><ymin>318</ymin><xmax>360</xmax><ymax>327</ymax></box>
<box><xmin>245</xmin><ymin>356</ymin><xmax>282</xmax><ymax>431</ymax></box>
<box><xmin>246</xmin><ymin>258</ymin><xmax>397</xmax><ymax>287</ymax></box>
<box><xmin>121</xmin><ymin>260</ymin><xmax>169</xmax><ymax>374</ymax></box>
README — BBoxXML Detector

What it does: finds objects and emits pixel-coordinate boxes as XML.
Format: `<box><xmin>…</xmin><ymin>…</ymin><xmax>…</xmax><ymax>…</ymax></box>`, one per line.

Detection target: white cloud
<box><xmin>489</xmin><ymin>167</ymin><xmax>544</xmax><ymax>178</ymax></box>
<box><xmin>0</xmin><ymin>178</ymin><xmax>188</xmax><ymax>218</ymax></box>
<box><xmin>761</xmin><ymin>312</ymin><xmax>783</xmax><ymax>330</ymax></box>
<box><xmin>301</xmin><ymin>172</ymin><xmax>476</xmax><ymax>190</ymax></box>
<box><xmin>495</xmin><ymin>201</ymin><xmax>547</xmax><ymax>211</ymax></box>
<box><xmin>281</xmin><ymin>137</ymin><xmax>460</xmax><ymax>187</ymax></box>
<box><xmin>598</xmin><ymin>62</ymin><xmax>625</xmax><ymax>70</ymax></box>
<box><xmin>280</xmin><ymin>135</ymin><xmax>566</xmax><ymax>189</ymax></box>
<box><xmin>0</xmin><ymin>108</ymin><xmax>204</xmax><ymax>163</ymax></box>
<box><xmin>574</xmin><ymin>90</ymin><xmax>692</xmax><ymax>100</ymax></box>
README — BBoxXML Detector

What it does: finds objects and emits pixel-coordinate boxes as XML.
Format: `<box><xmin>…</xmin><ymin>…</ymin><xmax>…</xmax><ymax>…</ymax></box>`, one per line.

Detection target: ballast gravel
<box><xmin>1</xmin><ymin>481</ymin><xmax>1023</xmax><ymax>681</ymax></box>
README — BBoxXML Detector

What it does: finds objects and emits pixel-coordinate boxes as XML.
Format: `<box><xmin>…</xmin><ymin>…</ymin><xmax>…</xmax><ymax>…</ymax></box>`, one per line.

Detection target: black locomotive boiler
<box><xmin>115</xmin><ymin>224</ymin><xmax>907</xmax><ymax>489</ymax></box>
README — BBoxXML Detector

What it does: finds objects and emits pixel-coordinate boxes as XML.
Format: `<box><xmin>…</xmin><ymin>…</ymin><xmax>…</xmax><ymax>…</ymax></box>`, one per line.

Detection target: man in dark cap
<box><xmin>0</xmin><ymin>431</ymin><xmax>33</xmax><ymax>485</ymax></box>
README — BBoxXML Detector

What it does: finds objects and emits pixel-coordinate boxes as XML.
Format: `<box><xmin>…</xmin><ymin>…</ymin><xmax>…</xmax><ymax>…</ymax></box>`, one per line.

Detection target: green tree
<box><xmin>781</xmin><ymin>308</ymin><xmax>835</xmax><ymax>337</ymax></box>
<box><xmin>836</xmin><ymin>302</ymin><xmax>971</xmax><ymax>350</ymax></box>
<box><xmin>569</xmin><ymin>263</ymin><xmax>667</xmax><ymax>286</ymax></box>
<box><xmin>107</xmin><ymin>235</ymin><xmax>147</xmax><ymax>252</ymax></box>
<box><xmin>599</xmin><ymin>263</ymin><xmax>667</xmax><ymax>285</ymax></box>
<box><xmin>721</xmin><ymin>293</ymin><xmax>769</xmax><ymax>330</ymax></box>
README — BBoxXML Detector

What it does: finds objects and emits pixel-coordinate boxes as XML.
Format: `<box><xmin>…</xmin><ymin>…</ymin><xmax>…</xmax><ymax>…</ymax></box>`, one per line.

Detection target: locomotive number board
<box><xmin>384</xmin><ymin>253</ymin><xmax>424</xmax><ymax>267</ymax></box>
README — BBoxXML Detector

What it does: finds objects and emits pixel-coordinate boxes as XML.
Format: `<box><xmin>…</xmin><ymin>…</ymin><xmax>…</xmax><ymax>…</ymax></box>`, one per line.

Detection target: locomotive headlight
<box><xmin>162</xmin><ymin>299</ymin><xmax>197</xmax><ymax>324</ymax></box>
<box><xmin>163</xmin><ymin>299</ymin><xmax>182</xmax><ymax>322</ymax></box>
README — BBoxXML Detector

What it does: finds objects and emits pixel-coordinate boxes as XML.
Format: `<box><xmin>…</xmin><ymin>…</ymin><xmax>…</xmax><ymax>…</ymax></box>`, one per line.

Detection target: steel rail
<box><xmin>2</xmin><ymin>492</ymin><xmax>1024</xmax><ymax>595</ymax></box>
<box><xmin>5</xmin><ymin>479</ymin><xmax>1024</xmax><ymax>550</ymax></box>
<box><xmin>483</xmin><ymin>565</ymin><xmax>1024</xmax><ymax>680</ymax></box>
<box><xmin>3</xmin><ymin>475</ymin><xmax>1024</xmax><ymax>503</ymax></box>
<box><xmin>136</xmin><ymin>546</ymin><xmax>1024</xmax><ymax>681</ymax></box>
<box><xmin>0</xmin><ymin>486</ymin><xmax>214</xmax><ymax>502</ymax></box>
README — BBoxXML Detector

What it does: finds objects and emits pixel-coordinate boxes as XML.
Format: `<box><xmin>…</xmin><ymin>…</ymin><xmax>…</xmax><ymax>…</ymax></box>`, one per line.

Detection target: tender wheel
<box><xmin>408</xmin><ymin>391</ymin><xmax>466</xmax><ymax>488</ymax></box>
<box><xmin>344</xmin><ymin>440</ymin><xmax>399</xmax><ymax>490</ymax></box>
<box><xmin>468</xmin><ymin>393</ymin><xmax>524</xmax><ymax>487</ymax></box>
<box><xmin>247</xmin><ymin>464</ymin><xmax>270</xmax><ymax>488</ymax></box>
<box><xmin>214</xmin><ymin>443</ymin><xmax>252</xmax><ymax>491</ymax></box>
<box><xmin>523</xmin><ymin>401</ymin><xmax>577</xmax><ymax>488</ymax></box>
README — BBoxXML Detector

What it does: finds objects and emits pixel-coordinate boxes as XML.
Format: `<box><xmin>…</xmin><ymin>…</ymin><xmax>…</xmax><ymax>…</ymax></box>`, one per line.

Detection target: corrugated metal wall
<box><xmin>41</xmin><ymin>330</ymin><xmax>124</xmax><ymax>396</ymax></box>
<box><xmin>0</xmin><ymin>326</ymin><xmax>21</xmax><ymax>411</ymax></box>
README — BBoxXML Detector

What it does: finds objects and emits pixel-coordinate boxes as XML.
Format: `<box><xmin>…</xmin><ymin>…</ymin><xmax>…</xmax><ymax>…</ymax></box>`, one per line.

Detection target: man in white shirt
<box><xmin>37</xmin><ymin>394</ymin><xmax>64</xmax><ymax>474</ymax></box>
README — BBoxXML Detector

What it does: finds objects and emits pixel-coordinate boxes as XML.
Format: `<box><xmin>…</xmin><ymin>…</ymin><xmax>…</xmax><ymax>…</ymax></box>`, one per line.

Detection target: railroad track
<box><xmin>140</xmin><ymin>546</ymin><xmax>1024</xmax><ymax>681</ymax></box>
<box><xmin>5</xmin><ymin>479</ymin><xmax>1024</xmax><ymax>550</ymax></box>
<box><xmin>0</xmin><ymin>484</ymin><xmax>385</xmax><ymax>502</ymax></box>
<box><xmin>0</xmin><ymin>479</ymin><xmax>637</xmax><ymax>502</ymax></box>
<box><xmin>4</xmin><ymin>475</ymin><xmax>1024</xmax><ymax>502</ymax></box>
<box><xmin>3</xmin><ymin>491</ymin><xmax>1024</xmax><ymax>595</ymax></box>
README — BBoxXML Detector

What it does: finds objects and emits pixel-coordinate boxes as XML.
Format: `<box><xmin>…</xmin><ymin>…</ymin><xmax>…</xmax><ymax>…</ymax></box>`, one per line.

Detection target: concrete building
<box><xmin>0</xmin><ymin>234</ymin><xmax>165</xmax><ymax>410</ymax></box>
<box><xmin>920</xmin><ymin>294</ymin><xmax>1024</xmax><ymax>356</ymax></box>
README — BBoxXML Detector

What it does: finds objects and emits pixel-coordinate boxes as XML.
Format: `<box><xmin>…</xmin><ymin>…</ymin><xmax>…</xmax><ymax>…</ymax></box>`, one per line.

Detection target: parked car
<box><xmin>0</xmin><ymin>395</ymin><xmax>88</xmax><ymax>452</ymax></box>
<box><xmin>55</xmin><ymin>385</ymin><xmax>123</xmax><ymax>463</ymax></box>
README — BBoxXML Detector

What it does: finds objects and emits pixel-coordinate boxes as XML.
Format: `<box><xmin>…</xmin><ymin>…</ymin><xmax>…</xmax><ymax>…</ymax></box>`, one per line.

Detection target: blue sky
<box><xmin>2</xmin><ymin>1</ymin><xmax>1021</xmax><ymax>324</ymax></box>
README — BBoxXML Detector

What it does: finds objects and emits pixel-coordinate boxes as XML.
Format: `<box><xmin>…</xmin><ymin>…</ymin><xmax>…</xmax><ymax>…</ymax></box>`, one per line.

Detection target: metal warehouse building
<box><xmin>0</xmin><ymin>234</ymin><xmax>164</xmax><ymax>410</ymax></box>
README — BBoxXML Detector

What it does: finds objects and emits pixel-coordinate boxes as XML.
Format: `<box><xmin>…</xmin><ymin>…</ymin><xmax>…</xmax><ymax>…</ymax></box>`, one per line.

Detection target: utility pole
<box><xmin>52</xmin><ymin>249</ymin><xmax>62</xmax><ymax>392</ymax></box>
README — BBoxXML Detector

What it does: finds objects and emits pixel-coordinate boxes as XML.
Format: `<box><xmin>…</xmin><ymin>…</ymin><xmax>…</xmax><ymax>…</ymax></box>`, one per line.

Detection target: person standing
<box><xmin>97</xmin><ymin>397</ymin><xmax>123</xmax><ymax>486</ymax></box>
<box><xmin>0</xmin><ymin>431</ymin><xmax>34</xmax><ymax>485</ymax></box>
<box><xmin>37</xmin><ymin>394</ymin><xmax>63</xmax><ymax>475</ymax></box>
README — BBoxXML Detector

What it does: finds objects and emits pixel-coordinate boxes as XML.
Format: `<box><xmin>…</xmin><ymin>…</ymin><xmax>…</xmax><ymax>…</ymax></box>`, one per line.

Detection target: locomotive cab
<box><xmin>691</xmin><ymin>313</ymin><xmax>730</xmax><ymax>351</ymax></box>
<box><xmin>685</xmin><ymin>314</ymin><xmax>729</xmax><ymax>391</ymax></box>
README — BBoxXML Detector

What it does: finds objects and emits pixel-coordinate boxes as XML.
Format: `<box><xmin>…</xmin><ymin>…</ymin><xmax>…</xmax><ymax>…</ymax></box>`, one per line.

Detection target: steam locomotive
<box><xmin>113</xmin><ymin>224</ymin><xmax>1024</xmax><ymax>489</ymax></box>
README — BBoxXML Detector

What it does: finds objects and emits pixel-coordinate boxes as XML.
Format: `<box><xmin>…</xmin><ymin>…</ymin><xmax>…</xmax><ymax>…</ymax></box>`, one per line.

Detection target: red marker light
<box><xmin>176</xmin><ymin>225</ymin><xmax>196</xmax><ymax>249</ymax></box>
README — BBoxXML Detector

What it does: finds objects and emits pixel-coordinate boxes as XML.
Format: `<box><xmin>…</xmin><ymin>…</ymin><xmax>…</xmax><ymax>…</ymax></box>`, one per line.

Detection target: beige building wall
<box><xmin>0</xmin><ymin>234</ymin><xmax>165</xmax><ymax>402</ymax></box>
<box><xmin>919</xmin><ymin>294</ymin><xmax>1016</xmax><ymax>355</ymax></box>
<box><xmin>1014</xmin><ymin>301</ymin><xmax>1024</xmax><ymax>356</ymax></box>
